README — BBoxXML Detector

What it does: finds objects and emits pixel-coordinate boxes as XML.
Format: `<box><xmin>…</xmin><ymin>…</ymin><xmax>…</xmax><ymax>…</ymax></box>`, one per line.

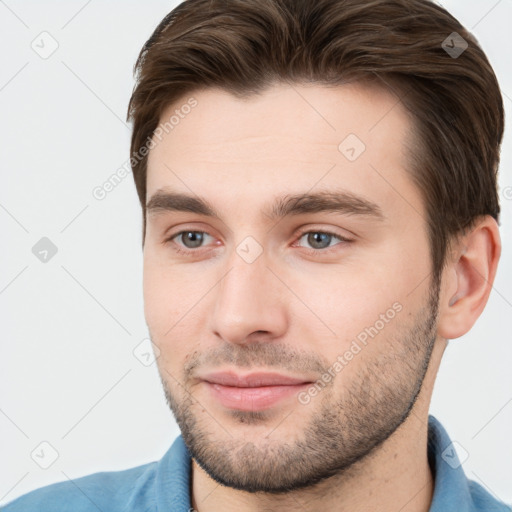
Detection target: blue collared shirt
<box><xmin>1</xmin><ymin>416</ymin><xmax>510</xmax><ymax>511</ymax></box>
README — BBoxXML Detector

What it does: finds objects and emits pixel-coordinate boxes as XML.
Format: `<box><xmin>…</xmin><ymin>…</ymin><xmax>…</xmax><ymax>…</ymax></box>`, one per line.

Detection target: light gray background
<box><xmin>1</xmin><ymin>0</ymin><xmax>511</xmax><ymax>506</ymax></box>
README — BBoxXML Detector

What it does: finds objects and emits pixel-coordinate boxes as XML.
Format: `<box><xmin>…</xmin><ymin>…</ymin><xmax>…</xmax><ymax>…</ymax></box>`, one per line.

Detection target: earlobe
<box><xmin>437</xmin><ymin>216</ymin><xmax>501</xmax><ymax>340</ymax></box>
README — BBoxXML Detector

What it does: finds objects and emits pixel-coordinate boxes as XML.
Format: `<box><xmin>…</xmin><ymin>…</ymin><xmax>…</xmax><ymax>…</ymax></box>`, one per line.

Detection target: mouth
<box><xmin>199</xmin><ymin>371</ymin><xmax>313</xmax><ymax>412</ymax></box>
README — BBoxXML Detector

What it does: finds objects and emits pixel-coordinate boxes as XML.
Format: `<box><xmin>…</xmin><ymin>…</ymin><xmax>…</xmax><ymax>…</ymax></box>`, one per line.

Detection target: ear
<box><xmin>437</xmin><ymin>215</ymin><xmax>501</xmax><ymax>340</ymax></box>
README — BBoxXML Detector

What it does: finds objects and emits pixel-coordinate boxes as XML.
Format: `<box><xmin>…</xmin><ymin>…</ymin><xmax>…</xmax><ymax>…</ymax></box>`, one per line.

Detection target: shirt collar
<box><xmin>153</xmin><ymin>415</ymin><xmax>485</xmax><ymax>511</ymax></box>
<box><xmin>427</xmin><ymin>414</ymin><xmax>475</xmax><ymax>511</ymax></box>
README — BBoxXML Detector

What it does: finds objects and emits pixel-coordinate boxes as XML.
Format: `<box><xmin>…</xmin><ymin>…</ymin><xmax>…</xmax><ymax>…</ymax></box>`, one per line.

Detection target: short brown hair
<box><xmin>127</xmin><ymin>0</ymin><xmax>504</xmax><ymax>284</ymax></box>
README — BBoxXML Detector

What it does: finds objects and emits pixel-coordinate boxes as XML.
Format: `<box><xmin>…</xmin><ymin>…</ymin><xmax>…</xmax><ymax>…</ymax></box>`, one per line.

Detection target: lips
<box><xmin>201</xmin><ymin>371</ymin><xmax>311</xmax><ymax>387</ymax></box>
<box><xmin>199</xmin><ymin>371</ymin><xmax>313</xmax><ymax>412</ymax></box>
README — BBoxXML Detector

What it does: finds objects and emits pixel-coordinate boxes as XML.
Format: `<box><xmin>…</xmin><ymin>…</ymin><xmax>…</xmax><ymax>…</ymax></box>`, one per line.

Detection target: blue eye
<box><xmin>166</xmin><ymin>229</ymin><xmax>352</xmax><ymax>257</ymax></box>
<box><xmin>175</xmin><ymin>231</ymin><xmax>208</xmax><ymax>249</ymax></box>
<box><xmin>168</xmin><ymin>230</ymin><xmax>214</xmax><ymax>254</ymax></box>
<box><xmin>297</xmin><ymin>231</ymin><xmax>348</xmax><ymax>250</ymax></box>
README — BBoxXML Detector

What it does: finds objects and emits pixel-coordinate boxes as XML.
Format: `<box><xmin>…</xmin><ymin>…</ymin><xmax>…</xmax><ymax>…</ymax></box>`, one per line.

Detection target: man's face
<box><xmin>143</xmin><ymin>82</ymin><xmax>440</xmax><ymax>492</ymax></box>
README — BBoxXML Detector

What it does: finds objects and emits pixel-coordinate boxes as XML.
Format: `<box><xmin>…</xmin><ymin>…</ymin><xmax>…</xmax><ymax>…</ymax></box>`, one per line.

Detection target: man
<box><xmin>2</xmin><ymin>0</ymin><xmax>510</xmax><ymax>510</ymax></box>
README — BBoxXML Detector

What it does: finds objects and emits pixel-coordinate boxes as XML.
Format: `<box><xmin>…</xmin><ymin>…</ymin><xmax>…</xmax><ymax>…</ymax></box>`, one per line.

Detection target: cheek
<box><xmin>143</xmin><ymin>251</ymin><xmax>183</xmax><ymax>338</ymax></box>
<box><xmin>285</xmin><ymin>253</ymin><xmax>420</xmax><ymax>359</ymax></box>
<box><xmin>143</xmin><ymin>255</ymin><xmax>162</xmax><ymax>329</ymax></box>
<box><xmin>143</xmin><ymin>268</ymin><xmax>189</xmax><ymax>374</ymax></box>
<box><xmin>143</xmin><ymin>251</ymin><xmax>208</xmax><ymax>356</ymax></box>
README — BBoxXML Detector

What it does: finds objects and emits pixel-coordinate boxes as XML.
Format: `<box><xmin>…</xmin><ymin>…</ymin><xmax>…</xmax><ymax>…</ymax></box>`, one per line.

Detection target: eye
<box><xmin>294</xmin><ymin>229</ymin><xmax>352</xmax><ymax>254</ymax></box>
<box><xmin>165</xmin><ymin>228</ymin><xmax>352</xmax><ymax>257</ymax></box>
<box><xmin>168</xmin><ymin>230</ymin><xmax>214</xmax><ymax>253</ymax></box>
<box><xmin>177</xmin><ymin>231</ymin><xmax>208</xmax><ymax>249</ymax></box>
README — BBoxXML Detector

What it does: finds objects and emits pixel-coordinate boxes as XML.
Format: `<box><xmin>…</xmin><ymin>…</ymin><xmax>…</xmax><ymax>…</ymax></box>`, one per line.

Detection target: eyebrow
<box><xmin>146</xmin><ymin>188</ymin><xmax>385</xmax><ymax>222</ymax></box>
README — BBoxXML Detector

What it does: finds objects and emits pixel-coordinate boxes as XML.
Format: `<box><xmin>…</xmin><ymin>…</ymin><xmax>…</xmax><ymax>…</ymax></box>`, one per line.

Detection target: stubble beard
<box><xmin>156</xmin><ymin>281</ymin><xmax>440</xmax><ymax>494</ymax></box>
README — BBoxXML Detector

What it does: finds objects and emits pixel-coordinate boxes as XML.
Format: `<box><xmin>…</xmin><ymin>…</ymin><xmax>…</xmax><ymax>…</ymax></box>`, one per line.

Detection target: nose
<box><xmin>208</xmin><ymin>248</ymin><xmax>288</xmax><ymax>346</ymax></box>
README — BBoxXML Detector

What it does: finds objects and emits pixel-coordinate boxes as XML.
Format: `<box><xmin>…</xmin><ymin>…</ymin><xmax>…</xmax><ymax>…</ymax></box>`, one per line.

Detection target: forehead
<box><xmin>145</xmin><ymin>82</ymin><xmax>422</xmax><ymax>223</ymax></box>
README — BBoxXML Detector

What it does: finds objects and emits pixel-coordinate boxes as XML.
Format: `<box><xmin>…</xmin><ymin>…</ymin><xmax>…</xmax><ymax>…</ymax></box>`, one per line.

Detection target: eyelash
<box><xmin>165</xmin><ymin>228</ymin><xmax>352</xmax><ymax>257</ymax></box>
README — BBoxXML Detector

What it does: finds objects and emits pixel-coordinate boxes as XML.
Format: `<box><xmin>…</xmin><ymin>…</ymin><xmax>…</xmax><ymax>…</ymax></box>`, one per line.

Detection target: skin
<box><xmin>143</xmin><ymin>82</ymin><xmax>501</xmax><ymax>512</ymax></box>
